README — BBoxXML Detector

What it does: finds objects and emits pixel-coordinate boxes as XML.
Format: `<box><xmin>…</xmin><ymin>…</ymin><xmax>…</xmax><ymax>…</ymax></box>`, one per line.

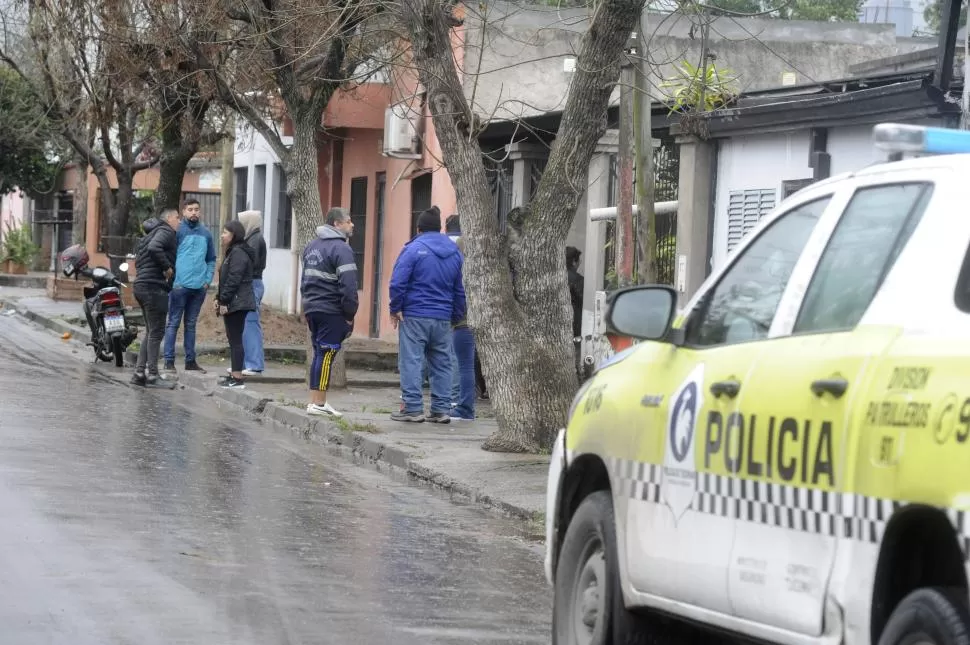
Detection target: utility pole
<box><xmin>616</xmin><ymin>34</ymin><xmax>637</xmax><ymax>289</ymax></box>
<box><xmin>217</xmin><ymin>117</ymin><xmax>235</xmax><ymax>269</ymax></box>
<box><xmin>633</xmin><ymin>11</ymin><xmax>657</xmax><ymax>285</ymax></box>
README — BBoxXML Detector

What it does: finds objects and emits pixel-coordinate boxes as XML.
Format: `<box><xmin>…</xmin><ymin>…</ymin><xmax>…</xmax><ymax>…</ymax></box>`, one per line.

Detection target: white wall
<box><xmin>234</xmin><ymin>124</ymin><xmax>299</xmax><ymax>312</ymax></box>
<box><xmin>712</xmin><ymin>131</ymin><xmax>812</xmax><ymax>270</ymax></box>
<box><xmin>712</xmin><ymin>119</ymin><xmax>952</xmax><ymax>271</ymax></box>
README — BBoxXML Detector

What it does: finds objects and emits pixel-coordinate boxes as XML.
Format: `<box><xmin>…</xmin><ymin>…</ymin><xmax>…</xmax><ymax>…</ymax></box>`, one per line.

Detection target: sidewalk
<box><xmin>0</xmin><ymin>286</ymin><xmax>549</xmax><ymax>522</ymax></box>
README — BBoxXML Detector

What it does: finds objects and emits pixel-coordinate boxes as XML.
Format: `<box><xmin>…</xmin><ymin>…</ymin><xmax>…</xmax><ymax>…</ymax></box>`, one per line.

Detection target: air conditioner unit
<box><xmin>383</xmin><ymin>104</ymin><xmax>422</xmax><ymax>159</ymax></box>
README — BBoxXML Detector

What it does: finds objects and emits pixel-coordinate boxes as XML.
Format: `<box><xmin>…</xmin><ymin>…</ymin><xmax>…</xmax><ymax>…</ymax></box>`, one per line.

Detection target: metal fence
<box><xmin>603</xmin><ymin>137</ymin><xmax>681</xmax><ymax>288</ymax></box>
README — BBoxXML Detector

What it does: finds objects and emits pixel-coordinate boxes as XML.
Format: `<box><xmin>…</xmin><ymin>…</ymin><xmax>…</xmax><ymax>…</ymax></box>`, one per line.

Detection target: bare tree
<box><xmin>121</xmin><ymin>0</ymin><xmax>230</xmax><ymax>213</ymax></box>
<box><xmin>185</xmin><ymin>0</ymin><xmax>383</xmax><ymax>250</ymax></box>
<box><xmin>396</xmin><ymin>0</ymin><xmax>647</xmax><ymax>453</ymax></box>
<box><xmin>0</xmin><ymin>0</ymin><xmax>160</xmax><ymax>241</ymax></box>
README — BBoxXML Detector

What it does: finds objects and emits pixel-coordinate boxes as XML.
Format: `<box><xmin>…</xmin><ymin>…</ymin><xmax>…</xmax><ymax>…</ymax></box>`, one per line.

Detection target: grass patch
<box><xmin>334</xmin><ymin>417</ymin><xmax>382</xmax><ymax>434</ymax></box>
<box><xmin>371</xmin><ymin>407</ymin><xmax>395</xmax><ymax>414</ymax></box>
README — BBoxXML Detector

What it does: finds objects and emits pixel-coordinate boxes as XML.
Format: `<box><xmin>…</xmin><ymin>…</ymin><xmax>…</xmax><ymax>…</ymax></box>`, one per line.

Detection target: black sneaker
<box><xmin>220</xmin><ymin>376</ymin><xmax>246</xmax><ymax>389</ymax></box>
<box><xmin>427</xmin><ymin>412</ymin><xmax>451</xmax><ymax>424</ymax></box>
<box><xmin>163</xmin><ymin>361</ymin><xmax>176</xmax><ymax>371</ymax></box>
<box><xmin>184</xmin><ymin>361</ymin><xmax>206</xmax><ymax>373</ymax></box>
<box><xmin>130</xmin><ymin>372</ymin><xmax>146</xmax><ymax>386</ymax></box>
<box><xmin>391</xmin><ymin>410</ymin><xmax>425</xmax><ymax>423</ymax></box>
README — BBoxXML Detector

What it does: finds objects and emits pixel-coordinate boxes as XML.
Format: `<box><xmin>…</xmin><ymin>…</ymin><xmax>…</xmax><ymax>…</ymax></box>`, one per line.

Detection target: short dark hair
<box><xmin>224</xmin><ymin>219</ymin><xmax>246</xmax><ymax>244</ymax></box>
<box><xmin>182</xmin><ymin>198</ymin><xmax>200</xmax><ymax>209</ymax></box>
<box><xmin>326</xmin><ymin>207</ymin><xmax>349</xmax><ymax>226</ymax></box>
<box><xmin>566</xmin><ymin>246</ymin><xmax>582</xmax><ymax>269</ymax></box>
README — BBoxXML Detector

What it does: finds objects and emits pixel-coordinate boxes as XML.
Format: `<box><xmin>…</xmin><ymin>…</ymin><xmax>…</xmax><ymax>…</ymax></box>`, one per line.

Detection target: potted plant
<box><xmin>1</xmin><ymin>222</ymin><xmax>40</xmax><ymax>274</ymax></box>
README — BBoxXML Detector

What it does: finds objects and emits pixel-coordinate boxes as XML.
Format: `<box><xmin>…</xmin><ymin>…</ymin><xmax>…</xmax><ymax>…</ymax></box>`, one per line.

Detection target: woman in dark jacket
<box><xmin>216</xmin><ymin>220</ymin><xmax>256</xmax><ymax>389</ymax></box>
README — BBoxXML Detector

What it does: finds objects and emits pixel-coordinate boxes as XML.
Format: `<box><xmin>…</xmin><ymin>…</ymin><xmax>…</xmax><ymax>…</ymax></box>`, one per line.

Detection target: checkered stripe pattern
<box><xmin>609</xmin><ymin>458</ymin><xmax>969</xmax><ymax>554</ymax></box>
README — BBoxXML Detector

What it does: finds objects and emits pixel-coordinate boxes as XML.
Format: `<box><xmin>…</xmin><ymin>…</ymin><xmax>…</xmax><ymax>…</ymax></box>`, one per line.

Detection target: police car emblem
<box><xmin>662</xmin><ymin>363</ymin><xmax>704</xmax><ymax>523</ymax></box>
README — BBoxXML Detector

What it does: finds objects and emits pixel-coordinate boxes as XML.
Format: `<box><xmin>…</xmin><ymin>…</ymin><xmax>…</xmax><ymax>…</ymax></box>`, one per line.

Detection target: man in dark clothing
<box><xmin>566</xmin><ymin>246</ymin><xmax>584</xmax><ymax>339</ymax></box>
<box><xmin>131</xmin><ymin>208</ymin><xmax>180</xmax><ymax>387</ymax></box>
<box><xmin>389</xmin><ymin>206</ymin><xmax>466</xmax><ymax>424</ymax></box>
<box><xmin>301</xmin><ymin>207</ymin><xmax>358</xmax><ymax>417</ymax></box>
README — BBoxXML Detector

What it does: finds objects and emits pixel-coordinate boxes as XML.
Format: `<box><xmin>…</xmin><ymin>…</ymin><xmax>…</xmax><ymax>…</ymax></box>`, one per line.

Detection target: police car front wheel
<box><xmin>878</xmin><ymin>588</ymin><xmax>970</xmax><ymax>645</ymax></box>
<box><xmin>552</xmin><ymin>490</ymin><xmax>650</xmax><ymax>645</ymax></box>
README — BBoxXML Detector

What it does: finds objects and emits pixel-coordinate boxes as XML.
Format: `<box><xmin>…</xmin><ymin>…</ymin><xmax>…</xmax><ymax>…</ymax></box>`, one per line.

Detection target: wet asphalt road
<box><xmin>0</xmin><ymin>313</ymin><xmax>552</xmax><ymax>644</ymax></box>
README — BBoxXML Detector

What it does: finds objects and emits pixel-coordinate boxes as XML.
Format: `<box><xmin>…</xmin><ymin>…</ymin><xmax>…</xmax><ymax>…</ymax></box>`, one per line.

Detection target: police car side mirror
<box><xmin>605</xmin><ymin>285</ymin><xmax>676</xmax><ymax>341</ymax></box>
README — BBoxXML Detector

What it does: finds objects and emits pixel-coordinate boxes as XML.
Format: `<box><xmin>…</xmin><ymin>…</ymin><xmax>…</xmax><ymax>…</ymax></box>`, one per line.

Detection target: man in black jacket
<box><xmin>301</xmin><ymin>207</ymin><xmax>358</xmax><ymax>417</ymax></box>
<box><xmin>132</xmin><ymin>208</ymin><xmax>180</xmax><ymax>387</ymax></box>
<box><xmin>238</xmin><ymin>210</ymin><xmax>267</xmax><ymax>374</ymax></box>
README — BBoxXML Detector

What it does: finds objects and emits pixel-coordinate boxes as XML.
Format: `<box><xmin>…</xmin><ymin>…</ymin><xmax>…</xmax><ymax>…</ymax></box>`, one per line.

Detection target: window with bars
<box><xmin>726</xmin><ymin>188</ymin><xmax>776</xmax><ymax>253</ymax></box>
<box><xmin>274</xmin><ymin>165</ymin><xmax>292</xmax><ymax>249</ymax></box>
<box><xmin>349</xmin><ymin>176</ymin><xmax>367</xmax><ymax>289</ymax></box>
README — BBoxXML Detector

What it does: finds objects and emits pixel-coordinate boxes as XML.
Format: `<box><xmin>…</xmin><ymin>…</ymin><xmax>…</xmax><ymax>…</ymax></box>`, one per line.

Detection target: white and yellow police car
<box><xmin>545</xmin><ymin>123</ymin><xmax>970</xmax><ymax>645</ymax></box>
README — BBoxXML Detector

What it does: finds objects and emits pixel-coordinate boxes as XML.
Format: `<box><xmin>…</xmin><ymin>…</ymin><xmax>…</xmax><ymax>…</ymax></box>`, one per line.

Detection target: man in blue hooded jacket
<box><xmin>162</xmin><ymin>198</ymin><xmax>216</xmax><ymax>373</ymax></box>
<box><xmin>389</xmin><ymin>206</ymin><xmax>466</xmax><ymax>424</ymax></box>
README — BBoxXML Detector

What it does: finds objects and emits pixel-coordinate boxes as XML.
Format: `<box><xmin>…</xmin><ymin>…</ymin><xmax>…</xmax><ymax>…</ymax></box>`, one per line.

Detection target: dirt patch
<box><xmin>183</xmin><ymin>302</ymin><xmax>308</xmax><ymax>346</ymax></box>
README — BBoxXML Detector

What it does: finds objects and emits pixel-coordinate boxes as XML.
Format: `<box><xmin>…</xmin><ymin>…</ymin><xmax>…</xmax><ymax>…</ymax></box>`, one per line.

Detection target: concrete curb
<box><xmin>176</xmin><ymin>370</ymin><xmax>538</xmax><ymax>521</ymax></box>
<box><xmin>0</xmin><ymin>303</ymin><xmax>538</xmax><ymax>522</ymax></box>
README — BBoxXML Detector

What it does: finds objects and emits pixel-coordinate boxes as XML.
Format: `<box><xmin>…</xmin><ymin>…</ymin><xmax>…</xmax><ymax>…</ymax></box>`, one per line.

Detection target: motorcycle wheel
<box><xmin>95</xmin><ymin>326</ymin><xmax>114</xmax><ymax>363</ymax></box>
<box><xmin>111</xmin><ymin>334</ymin><xmax>124</xmax><ymax>367</ymax></box>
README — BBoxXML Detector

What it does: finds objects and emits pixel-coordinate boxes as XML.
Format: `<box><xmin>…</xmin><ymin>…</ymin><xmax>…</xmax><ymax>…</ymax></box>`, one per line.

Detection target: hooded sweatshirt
<box><xmin>238</xmin><ymin>210</ymin><xmax>267</xmax><ymax>280</ymax></box>
<box><xmin>174</xmin><ymin>218</ymin><xmax>216</xmax><ymax>290</ymax></box>
<box><xmin>389</xmin><ymin>231</ymin><xmax>466</xmax><ymax>323</ymax></box>
<box><xmin>301</xmin><ymin>224</ymin><xmax>359</xmax><ymax>319</ymax></box>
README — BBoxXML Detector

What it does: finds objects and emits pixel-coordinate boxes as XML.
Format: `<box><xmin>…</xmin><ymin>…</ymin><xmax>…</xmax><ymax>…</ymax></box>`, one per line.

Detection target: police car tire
<box><xmin>552</xmin><ymin>490</ymin><xmax>650</xmax><ymax>645</ymax></box>
<box><xmin>878</xmin><ymin>587</ymin><xmax>970</xmax><ymax>645</ymax></box>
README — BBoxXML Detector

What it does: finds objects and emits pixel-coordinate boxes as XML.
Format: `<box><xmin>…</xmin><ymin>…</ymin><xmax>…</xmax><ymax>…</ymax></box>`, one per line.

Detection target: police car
<box><xmin>545</xmin><ymin>123</ymin><xmax>970</xmax><ymax>645</ymax></box>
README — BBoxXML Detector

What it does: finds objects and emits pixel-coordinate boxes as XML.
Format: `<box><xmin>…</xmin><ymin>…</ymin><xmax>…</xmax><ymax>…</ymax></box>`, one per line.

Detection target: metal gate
<box><xmin>603</xmin><ymin>136</ymin><xmax>680</xmax><ymax>288</ymax></box>
<box><xmin>181</xmin><ymin>191</ymin><xmax>221</xmax><ymax>231</ymax></box>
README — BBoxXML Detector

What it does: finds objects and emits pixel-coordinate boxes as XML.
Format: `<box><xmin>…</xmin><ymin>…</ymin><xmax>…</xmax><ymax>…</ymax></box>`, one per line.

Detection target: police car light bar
<box><xmin>874</xmin><ymin>123</ymin><xmax>970</xmax><ymax>156</ymax></box>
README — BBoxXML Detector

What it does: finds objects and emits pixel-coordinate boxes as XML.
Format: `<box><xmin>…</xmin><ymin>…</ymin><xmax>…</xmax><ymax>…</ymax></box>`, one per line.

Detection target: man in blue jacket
<box><xmin>302</xmin><ymin>207</ymin><xmax>358</xmax><ymax>418</ymax></box>
<box><xmin>389</xmin><ymin>206</ymin><xmax>466</xmax><ymax>424</ymax></box>
<box><xmin>162</xmin><ymin>198</ymin><xmax>216</xmax><ymax>373</ymax></box>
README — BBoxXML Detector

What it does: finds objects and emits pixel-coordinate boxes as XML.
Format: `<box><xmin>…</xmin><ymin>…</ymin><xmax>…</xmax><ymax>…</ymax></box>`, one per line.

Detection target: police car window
<box><xmin>795</xmin><ymin>183</ymin><xmax>932</xmax><ymax>335</ymax></box>
<box><xmin>685</xmin><ymin>197</ymin><xmax>830</xmax><ymax>348</ymax></box>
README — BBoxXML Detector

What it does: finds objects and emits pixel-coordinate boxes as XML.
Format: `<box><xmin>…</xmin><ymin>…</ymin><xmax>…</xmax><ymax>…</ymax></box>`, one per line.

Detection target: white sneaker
<box><xmin>242</xmin><ymin>369</ymin><xmax>261</xmax><ymax>376</ymax></box>
<box><xmin>307</xmin><ymin>402</ymin><xmax>343</xmax><ymax>418</ymax></box>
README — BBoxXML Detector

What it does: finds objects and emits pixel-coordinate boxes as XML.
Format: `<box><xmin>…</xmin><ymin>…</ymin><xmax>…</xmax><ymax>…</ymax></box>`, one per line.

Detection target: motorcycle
<box><xmin>60</xmin><ymin>245</ymin><xmax>138</xmax><ymax>367</ymax></box>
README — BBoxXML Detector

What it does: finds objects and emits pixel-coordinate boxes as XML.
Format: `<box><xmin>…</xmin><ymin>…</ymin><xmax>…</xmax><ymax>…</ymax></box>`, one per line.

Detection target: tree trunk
<box><xmin>72</xmin><ymin>158</ymin><xmax>88</xmax><ymax>245</ymax></box>
<box><xmin>403</xmin><ymin>0</ymin><xmax>646</xmax><ymax>453</ymax></box>
<box><xmin>154</xmin><ymin>147</ymin><xmax>193</xmax><ymax>215</ymax></box>
<box><xmin>108</xmin><ymin>170</ymin><xmax>134</xmax><ymax>238</ymax></box>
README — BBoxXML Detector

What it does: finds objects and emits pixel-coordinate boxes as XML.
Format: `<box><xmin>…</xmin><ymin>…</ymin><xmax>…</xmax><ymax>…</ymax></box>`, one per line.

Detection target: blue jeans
<box><xmin>399</xmin><ymin>317</ymin><xmax>452</xmax><ymax>414</ymax></box>
<box><xmin>163</xmin><ymin>286</ymin><xmax>207</xmax><ymax>364</ymax></box>
<box><xmin>243</xmin><ymin>279</ymin><xmax>265</xmax><ymax>371</ymax></box>
<box><xmin>452</xmin><ymin>327</ymin><xmax>476</xmax><ymax>419</ymax></box>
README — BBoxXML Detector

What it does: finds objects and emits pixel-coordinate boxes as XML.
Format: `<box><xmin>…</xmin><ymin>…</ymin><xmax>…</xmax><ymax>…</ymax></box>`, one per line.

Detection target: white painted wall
<box><xmin>712</xmin><ymin>118</ymin><xmax>952</xmax><ymax>271</ymax></box>
<box><xmin>233</xmin><ymin>124</ymin><xmax>299</xmax><ymax>312</ymax></box>
<box><xmin>712</xmin><ymin>131</ymin><xmax>812</xmax><ymax>270</ymax></box>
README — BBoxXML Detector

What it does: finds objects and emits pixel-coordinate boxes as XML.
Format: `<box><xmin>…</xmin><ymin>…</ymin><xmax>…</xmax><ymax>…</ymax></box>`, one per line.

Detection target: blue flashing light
<box><xmin>874</xmin><ymin>123</ymin><xmax>970</xmax><ymax>156</ymax></box>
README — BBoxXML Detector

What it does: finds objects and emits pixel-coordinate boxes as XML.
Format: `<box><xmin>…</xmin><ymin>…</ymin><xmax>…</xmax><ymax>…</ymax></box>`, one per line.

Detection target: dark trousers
<box><xmin>223</xmin><ymin>311</ymin><xmax>247</xmax><ymax>373</ymax></box>
<box><xmin>134</xmin><ymin>285</ymin><xmax>169</xmax><ymax>376</ymax></box>
<box><xmin>307</xmin><ymin>312</ymin><xmax>349</xmax><ymax>392</ymax></box>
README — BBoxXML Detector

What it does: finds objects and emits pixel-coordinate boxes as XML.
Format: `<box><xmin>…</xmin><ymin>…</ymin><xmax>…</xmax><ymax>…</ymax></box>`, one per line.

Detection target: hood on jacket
<box><xmin>316</xmin><ymin>224</ymin><xmax>348</xmax><ymax>241</ymax></box>
<box><xmin>229</xmin><ymin>239</ymin><xmax>258</xmax><ymax>263</ymax></box>
<box><xmin>142</xmin><ymin>217</ymin><xmax>162</xmax><ymax>234</ymax></box>
<box><xmin>414</xmin><ymin>232</ymin><xmax>459</xmax><ymax>259</ymax></box>
<box><xmin>238</xmin><ymin>210</ymin><xmax>263</xmax><ymax>236</ymax></box>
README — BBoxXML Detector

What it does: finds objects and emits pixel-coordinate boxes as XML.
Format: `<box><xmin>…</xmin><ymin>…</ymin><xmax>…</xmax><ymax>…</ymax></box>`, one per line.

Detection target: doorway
<box><xmin>371</xmin><ymin>173</ymin><xmax>387</xmax><ymax>337</ymax></box>
<box><xmin>410</xmin><ymin>172</ymin><xmax>432</xmax><ymax>236</ymax></box>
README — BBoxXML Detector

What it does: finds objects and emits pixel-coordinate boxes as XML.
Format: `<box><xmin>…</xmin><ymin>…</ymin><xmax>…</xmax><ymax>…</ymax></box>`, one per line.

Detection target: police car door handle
<box><xmin>811</xmin><ymin>378</ymin><xmax>848</xmax><ymax>399</ymax></box>
<box><xmin>710</xmin><ymin>380</ymin><xmax>741</xmax><ymax>399</ymax></box>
